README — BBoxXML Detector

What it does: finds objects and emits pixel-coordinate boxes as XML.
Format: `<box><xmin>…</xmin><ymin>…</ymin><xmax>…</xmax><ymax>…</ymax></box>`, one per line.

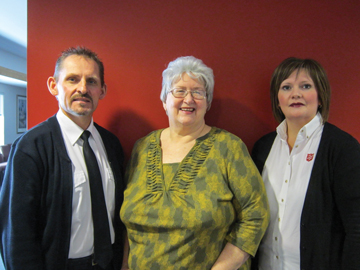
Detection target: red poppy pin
<box><xmin>306</xmin><ymin>153</ymin><xmax>314</xmax><ymax>162</ymax></box>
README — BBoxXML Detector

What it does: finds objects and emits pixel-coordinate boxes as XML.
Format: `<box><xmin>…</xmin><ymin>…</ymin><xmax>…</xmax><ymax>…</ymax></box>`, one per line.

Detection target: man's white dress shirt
<box><xmin>57</xmin><ymin>110</ymin><xmax>115</xmax><ymax>259</ymax></box>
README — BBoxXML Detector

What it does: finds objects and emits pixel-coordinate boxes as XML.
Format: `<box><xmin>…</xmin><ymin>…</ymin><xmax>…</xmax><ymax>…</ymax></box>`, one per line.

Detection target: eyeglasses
<box><xmin>169</xmin><ymin>88</ymin><xmax>207</xmax><ymax>100</ymax></box>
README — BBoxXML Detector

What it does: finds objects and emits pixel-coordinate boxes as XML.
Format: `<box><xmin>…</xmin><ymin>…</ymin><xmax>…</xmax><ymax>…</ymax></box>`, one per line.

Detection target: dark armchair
<box><xmin>0</xmin><ymin>143</ymin><xmax>11</xmax><ymax>182</ymax></box>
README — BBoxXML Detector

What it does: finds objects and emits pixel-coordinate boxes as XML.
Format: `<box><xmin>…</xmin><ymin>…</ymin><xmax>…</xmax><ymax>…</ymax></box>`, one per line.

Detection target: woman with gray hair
<box><xmin>120</xmin><ymin>56</ymin><xmax>269</xmax><ymax>270</ymax></box>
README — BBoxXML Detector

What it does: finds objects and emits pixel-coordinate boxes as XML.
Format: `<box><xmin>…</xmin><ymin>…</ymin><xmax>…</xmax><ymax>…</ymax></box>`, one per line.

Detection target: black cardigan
<box><xmin>0</xmin><ymin>116</ymin><xmax>125</xmax><ymax>270</ymax></box>
<box><xmin>251</xmin><ymin>122</ymin><xmax>360</xmax><ymax>270</ymax></box>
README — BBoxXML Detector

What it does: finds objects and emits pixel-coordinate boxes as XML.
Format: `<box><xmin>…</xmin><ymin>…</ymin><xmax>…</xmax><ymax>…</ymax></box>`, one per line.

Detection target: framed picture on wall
<box><xmin>16</xmin><ymin>95</ymin><xmax>27</xmax><ymax>133</ymax></box>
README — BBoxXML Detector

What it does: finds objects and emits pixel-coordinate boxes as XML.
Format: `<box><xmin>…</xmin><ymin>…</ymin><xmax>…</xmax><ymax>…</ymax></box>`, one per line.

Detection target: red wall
<box><xmin>28</xmin><ymin>0</ymin><xmax>360</xmax><ymax>159</ymax></box>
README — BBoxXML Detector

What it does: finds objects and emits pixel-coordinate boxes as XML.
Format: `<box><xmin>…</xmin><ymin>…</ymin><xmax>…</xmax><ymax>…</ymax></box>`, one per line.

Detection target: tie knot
<box><xmin>81</xmin><ymin>130</ymin><xmax>91</xmax><ymax>142</ymax></box>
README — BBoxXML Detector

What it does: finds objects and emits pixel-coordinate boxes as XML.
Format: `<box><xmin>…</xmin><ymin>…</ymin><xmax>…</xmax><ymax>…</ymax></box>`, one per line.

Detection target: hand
<box><xmin>211</xmin><ymin>242</ymin><xmax>250</xmax><ymax>270</ymax></box>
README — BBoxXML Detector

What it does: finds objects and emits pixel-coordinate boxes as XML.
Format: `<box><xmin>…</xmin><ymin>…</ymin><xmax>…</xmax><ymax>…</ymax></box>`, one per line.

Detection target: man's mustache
<box><xmin>71</xmin><ymin>94</ymin><xmax>93</xmax><ymax>102</ymax></box>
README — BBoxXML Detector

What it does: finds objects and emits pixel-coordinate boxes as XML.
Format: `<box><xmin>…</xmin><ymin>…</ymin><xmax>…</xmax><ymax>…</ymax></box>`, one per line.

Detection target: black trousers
<box><xmin>66</xmin><ymin>255</ymin><xmax>114</xmax><ymax>270</ymax></box>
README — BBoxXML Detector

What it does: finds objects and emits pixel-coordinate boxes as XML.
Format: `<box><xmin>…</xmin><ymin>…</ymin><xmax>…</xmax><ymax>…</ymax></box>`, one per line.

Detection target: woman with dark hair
<box><xmin>252</xmin><ymin>57</ymin><xmax>360</xmax><ymax>270</ymax></box>
<box><xmin>120</xmin><ymin>56</ymin><xmax>269</xmax><ymax>270</ymax></box>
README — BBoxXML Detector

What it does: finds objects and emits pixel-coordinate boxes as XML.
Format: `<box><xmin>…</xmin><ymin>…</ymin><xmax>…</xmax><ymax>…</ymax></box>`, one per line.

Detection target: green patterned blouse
<box><xmin>120</xmin><ymin>127</ymin><xmax>269</xmax><ymax>270</ymax></box>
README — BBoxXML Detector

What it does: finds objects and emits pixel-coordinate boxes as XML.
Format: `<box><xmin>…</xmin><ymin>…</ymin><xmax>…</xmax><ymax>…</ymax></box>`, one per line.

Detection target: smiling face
<box><xmin>163</xmin><ymin>73</ymin><xmax>208</xmax><ymax>129</ymax></box>
<box><xmin>278</xmin><ymin>69</ymin><xmax>319</xmax><ymax>127</ymax></box>
<box><xmin>47</xmin><ymin>55</ymin><xmax>107</xmax><ymax>126</ymax></box>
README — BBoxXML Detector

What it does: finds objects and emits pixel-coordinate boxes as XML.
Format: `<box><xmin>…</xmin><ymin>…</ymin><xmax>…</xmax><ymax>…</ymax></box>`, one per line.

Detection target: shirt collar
<box><xmin>56</xmin><ymin>109</ymin><xmax>95</xmax><ymax>146</ymax></box>
<box><xmin>276</xmin><ymin>113</ymin><xmax>323</xmax><ymax>141</ymax></box>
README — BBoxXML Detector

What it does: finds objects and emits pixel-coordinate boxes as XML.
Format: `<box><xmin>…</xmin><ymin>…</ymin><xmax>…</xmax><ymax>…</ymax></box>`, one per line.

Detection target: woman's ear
<box><xmin>162</xmin><ymin>102</ymin><xmax>168</xmax><ymax>115</ymax></box>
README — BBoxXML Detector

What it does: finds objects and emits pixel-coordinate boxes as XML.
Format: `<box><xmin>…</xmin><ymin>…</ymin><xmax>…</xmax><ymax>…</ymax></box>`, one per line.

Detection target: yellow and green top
<box><xmin>120</xmin><ymin>127</ymin><xmax>269</xmax><ymax>270</ymax></box>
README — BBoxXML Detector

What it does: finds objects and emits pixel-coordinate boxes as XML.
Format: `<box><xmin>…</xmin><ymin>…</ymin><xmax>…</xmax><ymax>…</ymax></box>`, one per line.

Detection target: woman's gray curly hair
<box><xmin>160</xmin><ymin>56</ymin><xmax>214</xmax><ymax>111</ymax></box>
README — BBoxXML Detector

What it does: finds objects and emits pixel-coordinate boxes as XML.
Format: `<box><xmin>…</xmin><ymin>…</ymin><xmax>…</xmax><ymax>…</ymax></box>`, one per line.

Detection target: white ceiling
<box><xmin>0</xmin><ymin>0</ymin><xmax>27</xmax><ymax>47</ymax></box>
<box><xmin>0</xmin><ymin>0</ymin><xmax>27</xmax><ymax>87</ymax></box>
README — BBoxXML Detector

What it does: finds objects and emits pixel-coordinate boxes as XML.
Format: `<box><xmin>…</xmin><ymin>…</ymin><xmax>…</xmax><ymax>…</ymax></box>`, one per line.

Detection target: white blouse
<box><xmin>259</xmin><ymin>113</ymin><xmax>324</xmax><ymax>270</ymax></box>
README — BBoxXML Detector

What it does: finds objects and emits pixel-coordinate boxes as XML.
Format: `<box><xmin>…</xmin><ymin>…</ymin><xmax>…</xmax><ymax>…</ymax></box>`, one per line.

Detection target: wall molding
<box><xmin>0</xmin><ymin>66</ymin><xmax>26</xmax><ymax>82</ymax></box>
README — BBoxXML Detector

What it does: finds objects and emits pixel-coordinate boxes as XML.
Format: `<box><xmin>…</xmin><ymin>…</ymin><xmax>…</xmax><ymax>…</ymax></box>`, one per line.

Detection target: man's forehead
<box><xmin>60</xmin><ymin>55</ymin><xmax>99</xmax><ymax>75</ymax></box>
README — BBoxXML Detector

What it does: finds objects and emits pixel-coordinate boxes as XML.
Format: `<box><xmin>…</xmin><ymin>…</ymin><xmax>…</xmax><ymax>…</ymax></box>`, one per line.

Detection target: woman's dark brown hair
<box><xmin>270</xmin><ymin>57</ymin><xmax>331</xmax><ymax>123</ymax></box>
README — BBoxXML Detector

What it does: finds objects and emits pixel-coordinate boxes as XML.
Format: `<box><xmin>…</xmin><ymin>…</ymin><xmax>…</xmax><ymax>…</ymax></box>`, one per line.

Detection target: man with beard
<box><xmin>0</xmin><ymin>47</ymin><xmax>125</xmax><ymax>270</ymax></box>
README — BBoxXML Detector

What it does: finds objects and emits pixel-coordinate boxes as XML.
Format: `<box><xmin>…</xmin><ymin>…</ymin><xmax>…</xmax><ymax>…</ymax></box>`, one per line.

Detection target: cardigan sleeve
<box><xmin>251</xmin><ymin>132</ymin><xmax>277</xmax><ymax>173</ymax></box>
<box><xmin>0</xmin><ymin>117</ymin><xmax>73</xmax><ymax>270</ymax></box>
<box><xmin>0</xmin><ymin>140</ymin><xmax>44</xmax><ymax>270</ymax></box>
<box><xmin>332</xmin><ymin>133</ymin><xmax>360</xmax><ymax>269</ymax></box>
<box><xmin>249</xmin><ymin>132</ymin><xmax>276</xmax><ymax>269</ymax></box>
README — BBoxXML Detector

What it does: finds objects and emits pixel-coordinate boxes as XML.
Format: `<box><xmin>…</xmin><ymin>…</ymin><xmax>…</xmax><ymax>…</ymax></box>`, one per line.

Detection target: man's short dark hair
<box><xmin>53</xmin><ymin>46</ymin><xmax>105</xmax><ymax>86</ymax></box>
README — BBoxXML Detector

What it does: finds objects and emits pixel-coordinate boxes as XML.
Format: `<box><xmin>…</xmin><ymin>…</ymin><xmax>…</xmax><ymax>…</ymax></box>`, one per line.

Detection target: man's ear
<box><xmin>99</xmin><ymin>83</ymin><xmax>107</xmax><ymax>100</ymax></box>
<box><xmin>47</xmin><ymin>77</ymin><xmax>58</xmax><ymax>96</ymax></box>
